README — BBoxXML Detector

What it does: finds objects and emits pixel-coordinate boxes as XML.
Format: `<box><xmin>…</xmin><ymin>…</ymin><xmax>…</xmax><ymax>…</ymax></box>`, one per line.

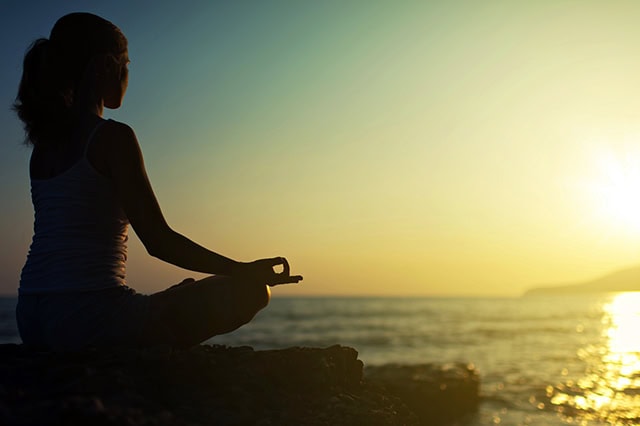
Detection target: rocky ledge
<box><xmin>0</xmin><ymin>344</ymin><xmax>479</xmax><ymax>425</ymax></box>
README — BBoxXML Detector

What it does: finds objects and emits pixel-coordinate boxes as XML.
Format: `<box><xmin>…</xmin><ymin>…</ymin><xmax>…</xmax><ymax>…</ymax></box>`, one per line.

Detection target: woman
<box><xmin>14</xmin><ymin>12</ymin><xmax>302</xmax><ymax>351</ymax></box>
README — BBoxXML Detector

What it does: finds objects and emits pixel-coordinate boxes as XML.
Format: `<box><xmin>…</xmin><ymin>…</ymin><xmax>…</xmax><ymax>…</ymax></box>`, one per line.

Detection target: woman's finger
<box><xmin>267</xmin><ymin>257</ymin><xmax>290</xmax><ymax>276</ymax></box>
<box><xmin>268</xmin><ymin>257</ymin><xmax>284</xmax><ymax>267</ymax></box>
<box><xmin>280</xmin><ymin>257</ymin><xmax>290</xmax><ymax>276</ymax></box>
<box><xmin>268</xmin><ymin>274</ymin><xmax>303</xmax><ymax>286</ymax></box>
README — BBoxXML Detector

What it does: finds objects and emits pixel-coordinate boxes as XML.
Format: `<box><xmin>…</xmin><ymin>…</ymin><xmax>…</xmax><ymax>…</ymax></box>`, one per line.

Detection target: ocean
<box><xmin>1</xmin><ymin>293</ymin><xmax>639</xmax><ymax>425</ymax></box>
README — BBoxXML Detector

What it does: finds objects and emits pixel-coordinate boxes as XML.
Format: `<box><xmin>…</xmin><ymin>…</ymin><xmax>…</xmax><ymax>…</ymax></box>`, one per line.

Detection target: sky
<box><xmin>2</xmin><ymin>1</ymin><xmax>640</xmax><ymax>296</ymax></box>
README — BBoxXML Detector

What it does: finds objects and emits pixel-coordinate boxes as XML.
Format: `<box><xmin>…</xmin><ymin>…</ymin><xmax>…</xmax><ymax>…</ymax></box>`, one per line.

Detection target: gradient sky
<box><xmin>2</xmin><ymin>1</ymin><xmax>640</xmax><ymax>296</ymax></box>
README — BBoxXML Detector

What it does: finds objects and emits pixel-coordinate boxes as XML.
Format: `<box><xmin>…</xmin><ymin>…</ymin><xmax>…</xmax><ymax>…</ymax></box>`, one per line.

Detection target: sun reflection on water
<box><xmin>548</xmin><ymin>292</ymin><xmax>640</xmax><ymax>424</ymax></box>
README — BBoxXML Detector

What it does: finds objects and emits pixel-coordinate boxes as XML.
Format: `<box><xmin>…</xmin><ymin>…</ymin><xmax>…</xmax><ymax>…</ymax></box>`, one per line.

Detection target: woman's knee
<box><xmin>253</xmin><ymin>284</ymin><xmax>271</xmax><ymax>310</ymax></box>
<box><xmin>238</xmin><ymin>284</ymin><xmax>270</xmax><ymax>323</ymax></box>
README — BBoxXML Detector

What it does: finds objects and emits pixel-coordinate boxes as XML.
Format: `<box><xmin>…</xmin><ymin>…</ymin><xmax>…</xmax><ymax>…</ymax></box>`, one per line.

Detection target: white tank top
<box><xmin>19</xmin><ymin>120</ymin><xmax>129</xmax><ymax>294</ymax></box>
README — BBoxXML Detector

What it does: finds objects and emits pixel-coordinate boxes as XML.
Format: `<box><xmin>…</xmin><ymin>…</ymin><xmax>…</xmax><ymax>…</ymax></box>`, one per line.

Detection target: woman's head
<box><xmin>14</xmin><ymin>12</ymin><xmax>128</xmax><ymax>146</ymax></box>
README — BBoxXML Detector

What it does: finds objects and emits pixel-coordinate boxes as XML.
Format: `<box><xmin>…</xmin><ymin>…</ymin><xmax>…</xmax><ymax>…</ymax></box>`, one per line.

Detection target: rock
<box><xmin>0</xmin><ymin>344</ymin><xmax>479</xmax><ymax>425</ymax></box>
<box><xmin>365</xmin><ymin>362</ymin><xmax>480</xmax><ymax>425</ymax></box>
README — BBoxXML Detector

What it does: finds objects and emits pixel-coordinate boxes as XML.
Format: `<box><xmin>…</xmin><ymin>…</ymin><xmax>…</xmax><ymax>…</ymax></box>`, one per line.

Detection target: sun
<box><xmin>586</xmin><ymin>148</ymin><xmax>640</xmax><ymax>235</ymax></box>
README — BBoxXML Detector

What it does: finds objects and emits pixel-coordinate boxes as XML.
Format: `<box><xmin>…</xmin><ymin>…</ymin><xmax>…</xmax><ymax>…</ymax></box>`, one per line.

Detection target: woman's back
<box><xmin>29</xmin><ymin>115</ymin><xmax>105</xmax><ymax>180</ymax></box>
<box><xmin>20</xmin><ymin>119</ymin><xmax>129</xmax><ymax>295</ymax></box>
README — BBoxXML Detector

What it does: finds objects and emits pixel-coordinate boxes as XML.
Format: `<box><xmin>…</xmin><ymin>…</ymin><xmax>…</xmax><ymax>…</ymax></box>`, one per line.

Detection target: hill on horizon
<box><xmin>524</xmin><ymin>265</ymin><xmax>640</xmax><ymax>296</ymax></box>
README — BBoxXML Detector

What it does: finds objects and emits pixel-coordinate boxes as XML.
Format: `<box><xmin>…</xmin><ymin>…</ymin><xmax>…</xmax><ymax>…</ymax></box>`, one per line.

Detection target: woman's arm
<box><xmin>97</xmin><ymin>120</ymin><xmax>302</xmax><ymax>285</ymax></box>
<box><xmin>99</xmin><ymin>120</ymin><xmax>239</xmax><ymax>275</ymax></box>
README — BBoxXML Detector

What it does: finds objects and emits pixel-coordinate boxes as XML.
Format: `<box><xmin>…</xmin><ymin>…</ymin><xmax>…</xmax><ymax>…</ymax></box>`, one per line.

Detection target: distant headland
<box><xmin>524</xmin><ymin>265</ymin><xmax>640</xmax><ymax>296</ymax></box>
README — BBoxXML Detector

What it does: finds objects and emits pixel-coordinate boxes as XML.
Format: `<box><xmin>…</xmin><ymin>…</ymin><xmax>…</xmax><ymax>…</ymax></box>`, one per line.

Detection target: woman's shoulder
<box><xmin>99</xmin><ymin>119</ymin><xmax>136</xmax><ymax>139</ymax></box>
<box><xmin>88</xmin><ymin>119</ymin><xmax>142</xmax><ymax>176</ymax></box>
<box><xmin>92</xmin><ymin>119</ymin><xmax>139</xmax><ymax>152</ymax></box>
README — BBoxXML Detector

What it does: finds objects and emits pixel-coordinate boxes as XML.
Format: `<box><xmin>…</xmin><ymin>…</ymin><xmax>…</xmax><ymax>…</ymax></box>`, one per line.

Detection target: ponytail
<box><xmin>13</xmin><ymin>38</ymin><xmax>74</xmax><ymax>147</ymax></box>
<box><xmin>13</xmin><ymin>13</ymin><xmax>127</xmax><ymax>147</ymax></box>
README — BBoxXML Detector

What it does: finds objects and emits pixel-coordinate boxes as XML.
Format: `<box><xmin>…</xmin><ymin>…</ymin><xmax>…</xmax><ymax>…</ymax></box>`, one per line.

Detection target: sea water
<box><xmin>1</xmin><ymin>293</ymin><xmax>638</xmax><ymax>425</ymax></box>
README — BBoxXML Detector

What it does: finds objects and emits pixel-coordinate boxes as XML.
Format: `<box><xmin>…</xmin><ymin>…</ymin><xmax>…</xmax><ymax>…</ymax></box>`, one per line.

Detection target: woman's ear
<box><xmin>91</xmin><ymin>53</ymin><xmax>117</xmax><ymax>75</ymax></box>
<box><xmin>105</xmin><ymin>54</ymin><xmax>128</xmax><ymax>81</ymax></box>
<box><xmin>102</xmin><ymin>54</ymin><xmax>118</xmax><ymax>74</ymax></box>
<box><xmin>85</xmin><ymin>54</ymin><xmax>107</xmax><ymax>80</ymax></box>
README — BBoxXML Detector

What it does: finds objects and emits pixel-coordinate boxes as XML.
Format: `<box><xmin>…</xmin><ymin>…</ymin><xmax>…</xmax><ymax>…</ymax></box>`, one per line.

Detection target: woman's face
<box><xmin>103</xmin><ymin>50</ymin><xmax>129</xmax><ymax>109</ymax></box>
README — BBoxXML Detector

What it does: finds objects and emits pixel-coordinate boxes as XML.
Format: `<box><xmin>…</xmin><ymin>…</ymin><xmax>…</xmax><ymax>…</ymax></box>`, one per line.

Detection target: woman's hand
<box><xmin>232</xmin><ymin>257</ymin><xmax>303</xmax><ymax>286</ymax></box>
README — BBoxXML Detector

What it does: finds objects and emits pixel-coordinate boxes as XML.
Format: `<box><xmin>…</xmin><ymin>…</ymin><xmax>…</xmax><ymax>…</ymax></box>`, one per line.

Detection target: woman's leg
<box><xmin>18</xmin><ymin>287</ymin><xmax>150</xmax><ymax>351</ymax></box>
<box><xmin>144</xmin><ymin>275</ymin><xmax>271</xmax><ymax>348</ymax></box>
<box><xmin>15</xmin><ymin>295</ymin><xmax>46</xmax><ymax>349</ymax></box>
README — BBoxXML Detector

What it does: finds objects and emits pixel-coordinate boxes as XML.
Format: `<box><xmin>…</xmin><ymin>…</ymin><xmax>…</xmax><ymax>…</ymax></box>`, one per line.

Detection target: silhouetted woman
<box><xmin>14</xmin><ymin>12</ymin><xmax>301</xmax><ymax>351</ymax></box>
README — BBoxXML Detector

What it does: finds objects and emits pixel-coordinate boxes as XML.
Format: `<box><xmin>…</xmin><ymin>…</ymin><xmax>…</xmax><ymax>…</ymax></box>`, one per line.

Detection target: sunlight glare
<box><xmin>586</xmin><ymin>149</ymin><xmax>640</xmax><ymax>235</ymax></box>
<box><xmin>548</xmin><ymin>293</ymin><xmax>640</xmax><ymax>424</ymax></box>
<box><xmin>606</xmin><ymin>292</ymin><xmax>640</xmax><ymax>354</ymax></box>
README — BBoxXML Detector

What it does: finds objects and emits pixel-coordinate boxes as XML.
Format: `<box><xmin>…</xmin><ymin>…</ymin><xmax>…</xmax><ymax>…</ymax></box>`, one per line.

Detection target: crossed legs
<box><xmin>145</xmin><ymin>275</ymin><xmax>271</xmax><ymax>348</ymax></box>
